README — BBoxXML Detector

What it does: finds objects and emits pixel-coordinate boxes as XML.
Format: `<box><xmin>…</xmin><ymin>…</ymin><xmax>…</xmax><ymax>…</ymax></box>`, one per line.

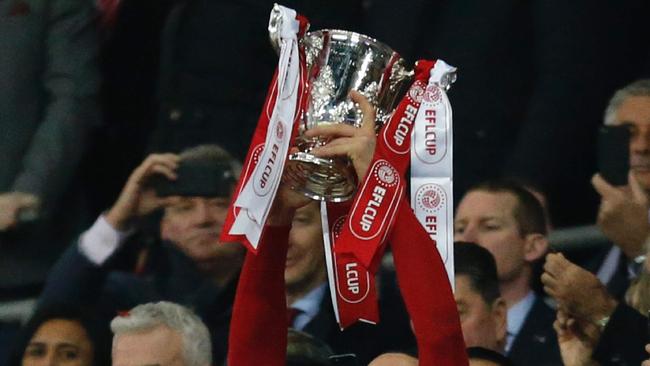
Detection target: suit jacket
<box><xmin>302</xmin><ymin>270</ymin><xmax>416</xmax><ymax>365</ymax></box>
<box><xmin>0</xmin><ymin>0</ymin><xmax>99</xmax><ymax>289</ymax></box>
<box><xmin>508</xmin><ymin>297</ymin><xmax>562</xmax><ymax>366</ymax></box>
<box><xmin>567</xmin><ymin>243</ymin><xmax>631</xmax><ymax>300</ymax></box>
<box><xmin>37</xmin><ymin>240</ymin><xmax>237</xmax><ymax>365</ymax></box>
<box><xmin>592</xmin><ymin>303</ymin><xmax>648</xmax><ymax>366</ymax></box>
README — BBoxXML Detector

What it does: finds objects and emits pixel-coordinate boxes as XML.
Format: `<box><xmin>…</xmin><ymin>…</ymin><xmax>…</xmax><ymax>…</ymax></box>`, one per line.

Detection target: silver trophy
<box><xmin>270</xmin><ymin>9</ymin><xmax>413</xmax><ymax>202</ymax></box>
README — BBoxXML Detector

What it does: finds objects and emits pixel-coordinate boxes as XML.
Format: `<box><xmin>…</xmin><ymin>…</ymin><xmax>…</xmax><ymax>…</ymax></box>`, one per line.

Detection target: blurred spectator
<box><xmin>286</xmin><ymin>329</ymin><xmax>333</xmax><ymax>366</ymax></box>
<box><xmin>281</xmin><ymin>201</ymin><xmax>414</xmax><ymax>365</ymax></box>
<box><xmin>365</xmin><ymin>0</ymin><xmax>650</xmax><ymax>227</ymax></box>
<box><xmin>590</xmin><ymin>79</ymin><xmax>650</xmax><ymax>299</ymax></box>
<box><xmin>454</xmin><ymin>180</ymin><xmax>560</xmax><ymax>365</ymax></box>
<box><xmin>454</xmin><ymin>242</ymin><xmax>508</xmax><ymax>353</ymax></box>
<box><xmin>466</xmin><ymin>347</ymin><xmax>515</xmax><ymax>366</ymax></box>
<box><xmin>543</xmin><ymin>252</ymin><xmax>648</xmax><ymax>365</ymax></box>
<box><xmin>368</xmin><ymin>352</ymin><xmax>418</xmax><ymax>366</ymax></box>
<box><xmin>644</xmin><ymin>344</ymin><xmax>650</xmax><ymax>366</ymax></box>
<box><xmin>0</xmin><ymin>0</ymin><xmax>99</xmax><ymax>311</ymax></box>
<box><xmin>36</xmin><ymin>145</ymin><xmax>244</xmax><ymax>364</ymax></box>
<box><xmin>111</xmin><ymin>301</ymin><xmax>211</xmax><ymax>366</ymax></box>
<box><xmin>7</xmin><ymin>304</ymin><xmax>111</xmax><ymax>366</ymax></box>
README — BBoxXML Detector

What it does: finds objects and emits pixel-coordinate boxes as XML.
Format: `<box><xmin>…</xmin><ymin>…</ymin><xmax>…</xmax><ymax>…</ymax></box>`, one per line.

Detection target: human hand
<box><xmin>554</xmin><ymin>309</ymin><xmax>600</xmax><ymax>366</ymax></box>
<box><xmin>542</xmin><ymin>253</ymin><xmax>617</xmax><ymax>324</ymax></box>
<box><xmin>0</xmin><ymin>192</ymin><xmax>40</xmax><ymax>231</ymax></box>
<box><xmin>592</xmin><ymin>172</ymin><xmax>650</xmax><ymax>258</ymax></box>
<box><xmin>106</xmin><ymin>153</ymin><xmax>179</xmax><ymax>230</ymax></box>
<box><xmin>267</xmin><ymin>183</ymin><xmax>314</xmax><ymax>227</ymax></box>
<box><xmin>306</xmin><ymin>90</ymin><xmax>377</xmax><ymax>181</ymax></box>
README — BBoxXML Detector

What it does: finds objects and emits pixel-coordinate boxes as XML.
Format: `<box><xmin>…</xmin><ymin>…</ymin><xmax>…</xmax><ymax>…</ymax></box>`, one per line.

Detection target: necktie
<box><xmin>287</xmin><ymin>307</ymin><xmax>301</xmax><ymax>328</ymax></box>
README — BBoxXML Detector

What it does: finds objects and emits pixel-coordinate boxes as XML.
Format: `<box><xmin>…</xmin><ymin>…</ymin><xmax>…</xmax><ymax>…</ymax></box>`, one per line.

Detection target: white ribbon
<box><xmin>410</xmin><ymin>60</ymin><xmax>456</xmax><ymax>288</ymax></box>
<box><xmin>320</xmin><ymin>201</ymin><xmax>341</xmax><ymax>325</ymax></box>
<box><xmin>229</xmin><ymin>5</ymin><xmax>301</xmax><ymax>248</ymax></box>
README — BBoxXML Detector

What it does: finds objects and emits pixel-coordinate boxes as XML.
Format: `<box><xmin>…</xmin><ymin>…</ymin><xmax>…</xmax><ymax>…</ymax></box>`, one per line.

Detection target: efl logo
<box><xmin>375</xmin><ymin>163</ymin><xmax>398</xmax><ymax>188</ymax></box>
<box><xmin>331</xmin><ymin>216</ymin><xmax>371</xmax><ymax>303</ymax></box>
<box><xmin>253</xmin><ymin>142</ymin><xmax>280</xmax><ymax>196</ymax></box>
<box><xmin>252</xmin><ymin>144</ymin><xmax>264</xmax><ymax>165</ymax></box>
<box><xmin>382</xmin><ymin>101</ymin><xmax>418</xmax><ymax>155</ymax></box>
<box><xmin>415</xmin><ymin>183</ymin><xmax>446</xmax><ymax>214</ymax></box>
<box><xmin>423</xmin><ymin>85</ymin><xmax>442</xmax><ymax>105</ymax></box>
<box><xmin>237</xmin><ymin>143</ymin><xmax>265</xmax><ymax>197</ymax></box>
<box><xmin>383</xmin><ymin>79</ymin><xmax>426</xmax><ymax>155</ymax></box>
<box><xmin>349</xmin><ymin>160</ymin><xmax>401</xmax><ymax>240</ymax></box>
<box><xmin>413</xmin><ymin>102</ymin><xmax>449</xmax><ymax>165</ymax></box>
<box><xmin>407</xmin><ymin>80</ymin><xmax>426</xmax><ymax>104</ymax></box>
<box><xmin>233</xmin><ymin>143</ymin><xmax>265</xmax><ymax>216</ymax></box>
<box><xmin>334</xmin><ymin>252</ymin><xmax>371</xmax><ymax>303</ymax></box>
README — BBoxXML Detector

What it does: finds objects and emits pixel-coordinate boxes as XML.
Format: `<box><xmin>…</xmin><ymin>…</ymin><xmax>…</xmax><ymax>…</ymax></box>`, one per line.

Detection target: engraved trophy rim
<box><xmin>304</xmin><ymin>29</ymin><xmax>396</xmax><ymax>52</ymax></box>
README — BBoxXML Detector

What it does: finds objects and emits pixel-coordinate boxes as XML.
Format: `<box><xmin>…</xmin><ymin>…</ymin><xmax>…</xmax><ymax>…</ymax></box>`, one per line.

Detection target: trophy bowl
<box><xmin>281</xmin><ymin>29</ymin><xmax>413</xmax><ymax>202</ymax></box>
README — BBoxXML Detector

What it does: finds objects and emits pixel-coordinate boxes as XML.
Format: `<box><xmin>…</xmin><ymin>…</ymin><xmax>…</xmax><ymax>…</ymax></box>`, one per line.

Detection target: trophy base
<box><xmin>285</xmin><ymin>152</ymin><xmax>357</xmax><ymax>202</ymax></box>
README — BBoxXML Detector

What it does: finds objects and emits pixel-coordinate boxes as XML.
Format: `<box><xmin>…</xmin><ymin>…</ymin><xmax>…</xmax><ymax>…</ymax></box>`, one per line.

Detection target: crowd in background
<box><xmin>1</xmin><ymin>0</ymin><xmax>650</xmax><ymax>365</ymax></box>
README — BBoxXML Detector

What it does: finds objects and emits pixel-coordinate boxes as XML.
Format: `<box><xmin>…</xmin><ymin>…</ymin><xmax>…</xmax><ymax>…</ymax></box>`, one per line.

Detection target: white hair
<box><xmin>604</xmin><ymin>79</ymin><xmax>650</xmax><ymax>126</ymax></box>
<box><xmin>110</xmin><ymin>301</ymin><xmax>212</xmax><ymax>366</ymax></box>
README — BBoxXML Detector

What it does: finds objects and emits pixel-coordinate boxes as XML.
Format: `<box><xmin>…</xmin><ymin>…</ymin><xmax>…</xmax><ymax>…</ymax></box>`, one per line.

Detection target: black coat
<box><xmin>508</xmin><ymin>297</ymin><xmax>562</xmax><ymax>366</ymax></box>
<box><xmin>592</xmin><ymin>303</ymin><xmax>648</xmax><ymax>366</ymax></box>
<box><xmin>302</xmin><ymin>270</ymin><xmax>416</xmax><ymax>365</ymax></box>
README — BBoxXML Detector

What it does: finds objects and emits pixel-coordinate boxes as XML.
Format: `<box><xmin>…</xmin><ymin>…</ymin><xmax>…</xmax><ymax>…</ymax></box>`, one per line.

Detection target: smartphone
<box><xmin>152</xmin><ymin>160</ymin><xmax>234</xmax><ymax>197</ymax></box>
<box><xmin>597</xmin><ymin>125</ymin><xmax>630</xmax><ymax>186</ymax></box>
<box><xmin>328</xmin><ymin>354</ymin><xmax>359</xmax><ymax>366</ymax></box>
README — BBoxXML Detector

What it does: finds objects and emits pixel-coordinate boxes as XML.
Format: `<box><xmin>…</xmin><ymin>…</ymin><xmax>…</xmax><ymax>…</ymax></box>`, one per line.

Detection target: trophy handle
<box><xmin>268</xmin><ymin>4</ymin><xmax>283</xmax><ymax>53</ymax></box>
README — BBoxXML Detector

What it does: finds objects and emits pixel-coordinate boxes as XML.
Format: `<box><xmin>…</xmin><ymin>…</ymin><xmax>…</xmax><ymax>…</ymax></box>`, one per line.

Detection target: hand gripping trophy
<box><xmin>269</xmin><ymin>8</ymin><xmax>415</xmax><ymax>202</ymax></box>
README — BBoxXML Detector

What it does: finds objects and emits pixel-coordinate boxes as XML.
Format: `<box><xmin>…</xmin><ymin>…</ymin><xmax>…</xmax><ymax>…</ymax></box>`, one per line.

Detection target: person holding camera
<box><xmin>590</xmin><ymin>80</ymin><xmax>650</xmax><ymax>298</ymax></box>
<box><xmin>35</xmin><ymin>144</ymin><xmax>244</xmax><ymax>365</ymax></box>
<box><xmin>539</xmin><ymin>80</ymin><xmax>650</xmax><ymax>366</ymax></box>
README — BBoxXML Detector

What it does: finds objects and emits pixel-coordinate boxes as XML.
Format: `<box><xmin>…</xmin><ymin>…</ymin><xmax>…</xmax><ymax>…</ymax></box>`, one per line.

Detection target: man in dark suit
<box><xmin>590</xmin><ymin>79</ymin><xmax>650</xmax><ymax>295</ymax></box>
<box><xmin>543</xmin><ymin>251</ymin><xmax>648</xmax><ymax>366</ymax></box>
<box><xmin>454</xmin><ymin>180</ymin><xmax>561</xmax><ymax>366</ymax></box>
<box><xmin>36</xmin><ymin>145</ymin><xmax>245</xmax><ymax>365</ymax></box>
<box><xmin>284</xmin><ymin>201</ymin><xmax>415</xmax><ymax>365</ymax></box>
<box><xmin>454</xmin><ymin>242</ymin><xmax>508</xmax><ymax>354</ymax></box>
<box><xmin>0</xmin><ymin>0</ymin><xmax>99</xmax><ymax>292</ymax></box>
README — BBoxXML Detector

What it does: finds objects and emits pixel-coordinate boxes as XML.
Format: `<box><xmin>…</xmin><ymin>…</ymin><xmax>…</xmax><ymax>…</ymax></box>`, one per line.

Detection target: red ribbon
<box><xmin>390</xmin><ymin>198</ymin><xmax>468</xmax><ymax>365</ymax></box>
<box><xmin>220</xmin><ymin>14</ymin><xmax>310</xmax><ymax>250</ymax></box>
<box><xmin>334</xmin><ymin>60</ymin><xmax>436</xmax><ymax>269</ymax></box>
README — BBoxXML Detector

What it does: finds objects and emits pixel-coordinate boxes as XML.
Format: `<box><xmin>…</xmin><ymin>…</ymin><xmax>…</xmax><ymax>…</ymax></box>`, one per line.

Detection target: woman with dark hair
<box><xmin>7</xmin><ymin>304</ymin><xmax>111</xmax><ymax>366</ymax></box>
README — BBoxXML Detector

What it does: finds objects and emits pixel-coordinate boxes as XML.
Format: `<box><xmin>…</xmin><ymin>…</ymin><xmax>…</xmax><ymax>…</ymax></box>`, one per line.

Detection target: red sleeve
<box><xmin>390</xmin><ymin>199</ymin><xmax>468</xmax><ymax>366</ymax></box>
<box><xmin>227</xmin><ymin>225</ymin><xmax>291</xmax><ymax>366</ymax></box>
